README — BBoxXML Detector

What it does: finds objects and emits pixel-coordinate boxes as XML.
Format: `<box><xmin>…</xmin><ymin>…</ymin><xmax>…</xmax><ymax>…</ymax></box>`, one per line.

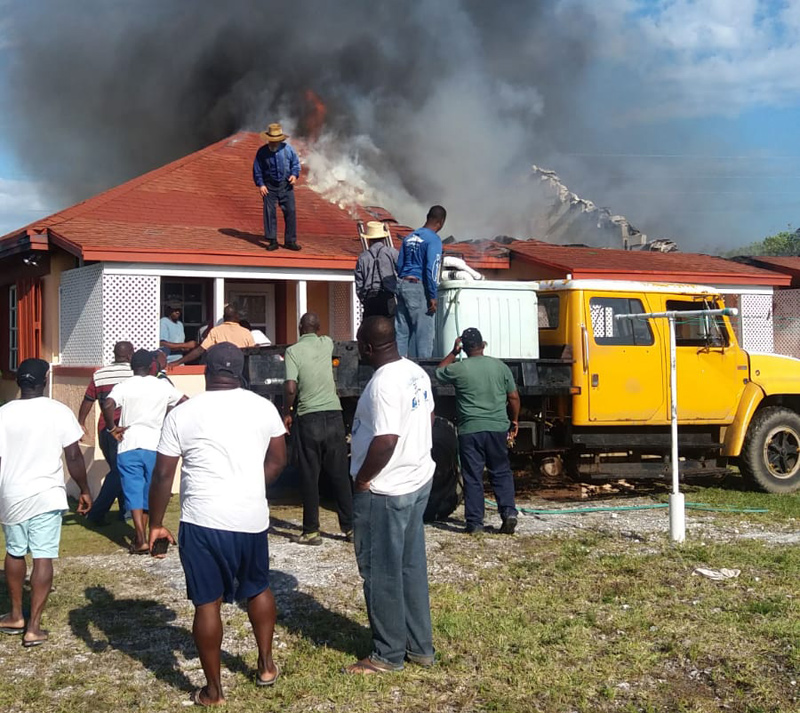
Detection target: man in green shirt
<box><xmin>435</xmin><ymin>328</ymin><xmax>520</xmax><ymax>535</ymax></box>
<box><xmin>283</xmin><ymin>313</ymin><xmax>353</xmax><ymax>545</ymax></box>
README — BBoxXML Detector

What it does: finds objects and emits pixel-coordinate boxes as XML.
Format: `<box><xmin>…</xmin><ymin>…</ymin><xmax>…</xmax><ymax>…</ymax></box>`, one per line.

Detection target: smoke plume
<box><xmin>2</xmin><ymin>1</ymin><xmax>728</xmax><ymax>245</ymax></box>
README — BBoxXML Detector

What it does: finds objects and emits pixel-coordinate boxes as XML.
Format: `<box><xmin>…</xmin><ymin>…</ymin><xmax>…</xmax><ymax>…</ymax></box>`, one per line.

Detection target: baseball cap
<box><xmin>205</xmin><ymin>342</ymin><xmax>244</xmax><ymax>379</ymax></box>
<box><xmin>16</xmin><ymin>358</ymin><xmax>49</xmax><ymax>387</ymax></box>
<box><xmin>130</xmin><ymin>349</ymin><xmax>154</xmax><ymax>371</ymax></box>
<box><xmin>460</xmin><ymin>327</ymin><xmax>484</xmax><ymax>351</ymax></box>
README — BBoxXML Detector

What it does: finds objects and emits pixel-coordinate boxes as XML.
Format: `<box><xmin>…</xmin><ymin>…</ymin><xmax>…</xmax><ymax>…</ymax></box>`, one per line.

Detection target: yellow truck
<box><xmin>537</xmin><ymin>279</ymin><xmax>800</xmax><ymax>494</ymax></box>
<box><xmin>247</xmin><ymin>279</ymin><xmax>800</xmax><ymax>519</ymax></box>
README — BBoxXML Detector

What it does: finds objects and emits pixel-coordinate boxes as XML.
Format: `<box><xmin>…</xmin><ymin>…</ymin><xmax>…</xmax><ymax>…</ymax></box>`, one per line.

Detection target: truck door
<box><xmin>585</xmin><ymin>294</ymin><xmax>665</xmax><ymax>422</ymax></box>
<box><xmin>667</xmin><ymin>298</ymin><xmax>746</xmax><ymax>422</ymax></box>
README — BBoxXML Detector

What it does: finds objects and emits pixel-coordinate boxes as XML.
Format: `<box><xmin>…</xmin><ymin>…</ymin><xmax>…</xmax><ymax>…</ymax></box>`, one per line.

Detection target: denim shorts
<box><xmin>178</xmin><ymin>522</ymin><xmax>270</xmax><ymax>606</ymax></box>
<box><xmin>3</xmin><ymin>510</ymin><xmax>63</xmax><ymax>559</ymax></box>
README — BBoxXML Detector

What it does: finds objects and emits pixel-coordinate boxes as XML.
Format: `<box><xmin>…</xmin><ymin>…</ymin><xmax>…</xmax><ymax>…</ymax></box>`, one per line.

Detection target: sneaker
<box><xmin>499</xmin><ymin>515</ymin><xmax>518</xmax><ymax>535</ymax></box>
<box><xmin>292</xmin><ymin>532</ymin><xmax>322</xmax><ymax>546</ymax></box>
<box><xmin>344</xmin><ymin>530</ymin><xmax>354</xmax><ymax>543</ymax></box>
<box><xmin>284</xmin><ymin>242</ymin><xmax>302</xmax><ymax>251</ymax></box>
<box><xmin>266</xmin><ymin>242</ymin><xmax>279</xmax><ymax>251</ymax></box>
<box><xmin>464</xmin><ymin>524</ymin><xmax>485</xmax><ymax>535</ymax></box>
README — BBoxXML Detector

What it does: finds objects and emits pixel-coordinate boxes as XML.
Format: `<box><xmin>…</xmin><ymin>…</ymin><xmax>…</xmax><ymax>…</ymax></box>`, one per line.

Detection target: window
<box><xmin>589</xmin><ymin>297</ymin><xmax>654</xmax><ymax>346</ymax></box>
<box><xmin>9</xmin><ymin>284</ymin><xmax>17</xmax><ymax>371</ymax></box>
<box><xmin>161</xmin><ymin>279</ymin><xmax>209</xmax><ymax>342</ymax></box>
<box><xmin>538</xmin><ymin>295</ymin><xmax>560</xmax><ymax>329</ymax></box>
<box><xmin>666</xmin><ymin>300</ymin><xmax>729</xmax><ymax>347</ymax></box>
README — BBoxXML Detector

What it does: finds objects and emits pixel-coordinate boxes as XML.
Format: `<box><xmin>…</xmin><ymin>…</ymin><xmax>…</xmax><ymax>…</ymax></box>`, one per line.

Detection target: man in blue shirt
<box><xmin>253</xmin><ymin>123</ymin><xmax>302</xmax><ymax>252</ymax></box>
<box><xmin>159</xmin><ymin>303</ymin><xmax>196</xmax><ymax>363</ymax></box>
<box><xmin>395</xmin><ymin>205</ymin><xmax>446</xmax><ymax>359</ymax></box>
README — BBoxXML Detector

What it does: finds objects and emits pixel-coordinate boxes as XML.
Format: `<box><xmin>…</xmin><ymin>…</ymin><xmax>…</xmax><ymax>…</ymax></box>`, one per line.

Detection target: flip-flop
<box><xmin>22</xmin><ymin>631</ymin><xmax>48</xmax><ymax>648</ymax></box>
<box><xmin>128</xmin><ymin>545</ymin><xmax>150</xmax><ymax>555</ymax></box>
<box><xmin>255</xmin><ymin>663</ymin><xmax>280</xmax><ymax>687</ymax></box>
<box><xmin>0</xmin><ymin>626</ymin><xmax>25</xmax><ymax>635</ymax></box>
<box><xmin>191</xmin><ymin>688</ymin><xmax>224</xmax><ymax>707</ymax></box>
<box><xmin>343</xmin><ymin>657</ymin><xmax>399</xmax><ymax>674</ymax></box>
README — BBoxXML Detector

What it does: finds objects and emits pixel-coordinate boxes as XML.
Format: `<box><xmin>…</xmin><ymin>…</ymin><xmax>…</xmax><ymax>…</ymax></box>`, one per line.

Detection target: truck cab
<box><xmin>539</xmin><ymin>280</ymin><xmax>800</xmax><ymax>493</ymax></box>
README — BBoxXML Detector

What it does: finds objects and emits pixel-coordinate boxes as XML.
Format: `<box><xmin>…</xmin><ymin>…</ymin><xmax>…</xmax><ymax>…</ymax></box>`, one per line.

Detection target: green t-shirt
<box><xmin>435</xmin><ymin>355</ymin><xmax>516</xmax><ymax>435</ymax></box>
<box><xmin>284</xmin><ymin>334</ymin><xmax>341</xmax><ymax>416</ymax></box>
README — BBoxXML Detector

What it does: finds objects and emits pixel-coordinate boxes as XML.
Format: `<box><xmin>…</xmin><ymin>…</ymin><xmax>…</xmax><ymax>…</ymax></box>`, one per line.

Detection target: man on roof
<box><xmin>253</xmin><ymin>122</ymin><xmax>302</xmax><ymax>252</ymax></box>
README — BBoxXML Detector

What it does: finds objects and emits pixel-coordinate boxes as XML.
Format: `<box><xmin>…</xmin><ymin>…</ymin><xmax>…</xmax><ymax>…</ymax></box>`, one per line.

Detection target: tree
<box><xmin>727</xmin><ymin>229</ymin><xmax>800</xmax><ymax>257</ymax></box>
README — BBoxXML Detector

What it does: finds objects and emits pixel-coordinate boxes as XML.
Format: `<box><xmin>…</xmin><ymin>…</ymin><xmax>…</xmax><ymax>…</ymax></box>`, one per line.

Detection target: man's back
<box><xmin>397</xmin><ymin>227</ymin><xmax>442</xmax><ymax>295</ymax></box>
<box><xmin>87</xmin><ymin>362</ymin><xmax>133</xmax><ymax>430</ymax></box>
<box><xmin>158</xmin><ymin>388</ymin><xmax>285</xmax><ymax>533</ymax></box>
<box><xmin>284</xmin><ymin>334</ymin><xmax>341</xmax><ymax>416</ymax></box>
<box><xmin>0</xmin><ymin>398</ymin><xmax>82</xmax><ymax>524</ymax></box>
<box><xmin>355</xmin><ymin>243</ymin><xmax>398</xmax><ymax>300</ymax></box>
<box><xmin>202</xmin><ymin>322</ymin><xmax>256</xmax><ymax>350</ymax></box>
<box><xmin>108</xmin><ymin>376</ymin><xmax>183</xmax><ymax>452</ymax></box>
<box><xmin>435</xmin><ymin>356</ymin><xmax>516</xmax><ymax>434</ymax></box>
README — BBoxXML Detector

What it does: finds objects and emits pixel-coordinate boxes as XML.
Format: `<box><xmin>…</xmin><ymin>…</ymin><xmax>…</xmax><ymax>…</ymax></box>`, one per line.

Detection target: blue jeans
<box><xmin>459</xmin><ymin>431</ymin><xmax>518</xmax><ymax>528</ymax></box>
<box><xmin>86</xmin><ymin>429</ymin><xmax>127</xmax><ymax>523</ymax></box>
<box><xmin>263</xmin><ymin>182</ymin><xmax>297</xmax><ymax>244</ymax></box>
<box><xmin>353</xmin><ymin>479</ymin><xmax>434</xmax><ymax>668</ymax></box>
<box><xmin>395</xmin><ymin>280</ymin><xmax>435</xmax><ymax>359</ymax></box>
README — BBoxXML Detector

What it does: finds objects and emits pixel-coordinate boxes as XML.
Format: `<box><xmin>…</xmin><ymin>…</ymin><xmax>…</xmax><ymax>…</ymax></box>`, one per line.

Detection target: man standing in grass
<box><xmin>436</xmin><ymin>328</ymin><xmax>520</xmax><ymax>535</ymax></box>
<box><xmin>283</xmin><ymin>312</ymin><xmax>353</xmax><ymax>545</ymax></box>
<box><xmin>149</xmin><ymin>342</ymin><xmax>287</xmax><ymax>706</ymax></box>
<box><xmin>345</xmin><ymin>316</ymin><xmax>436</xmax><ymax>674</ymax></box>
<box><xmin>0</xmin><ymin>359</ymin><xmax>92</xmax><ymax>647</ymax></box>
<box><xmin>103</xmin><ymin>349</ymin><xmax>185</xmax><ymax>554</ymax></box>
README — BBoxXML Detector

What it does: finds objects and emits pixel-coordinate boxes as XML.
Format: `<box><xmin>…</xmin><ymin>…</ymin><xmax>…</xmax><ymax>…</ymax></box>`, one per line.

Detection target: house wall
<box><xmin>60</xmin><ymin>263</ymin><xmax>104</xmax><ymax>366</ymax></box>
<box><xmin>42</xmin><ymin>251</ymin><xmax>76</xmax><ymax>363</ymax></box>
<box><xmin>307</xmin><ymin>281</ymin><xmax>331</xmax><ymax>335</ymax></box>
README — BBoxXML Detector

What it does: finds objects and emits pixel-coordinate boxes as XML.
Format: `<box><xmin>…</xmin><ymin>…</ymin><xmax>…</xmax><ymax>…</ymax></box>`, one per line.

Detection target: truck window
<box><xmin>666</xmin><ymin>300</ymin><xmax>730</xmax><ymax>347</ymax></box>
<box><xmin>538</xmin><ymin>295</ymin><xmax>559</xmax><ymax>329</ymax></box>
<box><xmin>589</xmin><ymin>297</ymin><xmax>654</xmax><ymax>346</ymax></box>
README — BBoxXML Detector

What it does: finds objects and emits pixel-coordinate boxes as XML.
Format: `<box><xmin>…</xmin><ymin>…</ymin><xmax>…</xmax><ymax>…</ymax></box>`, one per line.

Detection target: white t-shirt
<box><xmin>0</xmin><ymin>397</ymin><xmax>83</xmax><ymax>525</ymax></box>
<box><xmin>350</xmin><ymin>358</ymin><xmax>435</xmax><ymax>496</ymax></box>
<box><xmin>157</xmin><ymin>388</ymin><xmax>286</xmax><ymax>533</ymax></box>
<box><xmin>108</xmin><ymin>375</ymin><xmax>184</xmax><ymax>454</ymax></box>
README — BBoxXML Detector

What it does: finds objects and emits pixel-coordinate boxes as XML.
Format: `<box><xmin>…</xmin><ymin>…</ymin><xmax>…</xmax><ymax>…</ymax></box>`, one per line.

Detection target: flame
<box><xmin>300</xmin><ymin>89</ymin><xmax>327</xmax><ymax>143</ymax></box>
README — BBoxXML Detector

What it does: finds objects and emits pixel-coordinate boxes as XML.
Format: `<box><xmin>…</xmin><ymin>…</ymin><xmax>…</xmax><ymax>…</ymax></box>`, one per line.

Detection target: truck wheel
<box><xmin>424</xmin><ymin>417</ymin><xmax>462</xmax><ymax>523</ymax></box>
<box><xmin>740</xmin><ymin>406</ymin><xmax>800</xmax><ymax>494</ymax></box>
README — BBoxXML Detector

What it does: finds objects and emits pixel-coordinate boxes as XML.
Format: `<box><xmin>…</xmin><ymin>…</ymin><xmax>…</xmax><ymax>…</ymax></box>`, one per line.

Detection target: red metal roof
<box><xmin>1</xmin><ymin>132</ymin><xmax>506</xmax><ymax>270</ymax></box>
<box><xmin>503</xmin><ymin>239</ymin><xmax>790</xmax><ymax>287</ymax></box>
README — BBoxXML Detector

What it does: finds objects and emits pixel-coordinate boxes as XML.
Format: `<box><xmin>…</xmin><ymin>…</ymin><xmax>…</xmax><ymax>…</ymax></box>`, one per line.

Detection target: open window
<box><xmin>589</xmin><ymin>297</ymin><xmax>654</xmax><ymax>346</ymax></box>
<box><xmin>666</xmin><ymin>300</ymin><xmax>729</xmax><ymax>347</ymax></box>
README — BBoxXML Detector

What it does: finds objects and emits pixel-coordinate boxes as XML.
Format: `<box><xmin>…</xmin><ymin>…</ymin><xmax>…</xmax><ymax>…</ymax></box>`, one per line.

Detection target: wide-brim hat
<box><xmin>261</xmin><ymin>122</ymin><xmax>288</xmax><ymax>143</ymax></box>
<box><xmin>361</xmin><ymin>221</ymin><xmax>390</xmax><ymax>240</ymax></box>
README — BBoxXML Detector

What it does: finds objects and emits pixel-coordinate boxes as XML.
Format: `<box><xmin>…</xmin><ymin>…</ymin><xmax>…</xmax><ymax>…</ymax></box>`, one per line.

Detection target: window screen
<box><xmin>538</xmin><ymin>295</ymin><xmax>560</xmax><ymax>330</ymax></box>
<box><xmin>589</xmin><ymin>297</ymin><xmax>654</xmax><ymax>346</ymax></box>
<box><xmin>667</xmin><ymin>300</ymin><xmax>729</xmax><ymax>347</ymax></box>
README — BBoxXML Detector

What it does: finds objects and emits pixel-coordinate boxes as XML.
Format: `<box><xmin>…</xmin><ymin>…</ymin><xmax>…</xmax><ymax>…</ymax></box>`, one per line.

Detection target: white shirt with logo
<box><xmin>0</xmin><ymin>397</ymin><xmax>83</xmax><ymax>525</ymax></box>
<box><xmin>350</xmin><ymin>358</ymin><xmax>435</xmax><ymax>496</ymax></box>
<box><xmin>108</xmin><ymin>375</ymin><xmax>184</xmax><ymax>453</ymax></box>
<box><xmin>157</xmin><ymin>388</ymin><xmax>286</xmax><ymax>533</ymax></box>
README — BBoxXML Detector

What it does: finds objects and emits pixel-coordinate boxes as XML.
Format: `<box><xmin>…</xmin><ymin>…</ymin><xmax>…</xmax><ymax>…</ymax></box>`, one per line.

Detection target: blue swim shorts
<box><xmin>178</xmin><ymin>522</ymin><xmax>270</xmax><ymax>606</ymax></box>
<box><xmin>3</xmin><ymin>509</ymin><xmax>63</xmax><ymax>559</ymax></box>
<box><xmin>117</xmin><ymin>448</ymin><xmax>157</xmax><ymax>511</ymax></box>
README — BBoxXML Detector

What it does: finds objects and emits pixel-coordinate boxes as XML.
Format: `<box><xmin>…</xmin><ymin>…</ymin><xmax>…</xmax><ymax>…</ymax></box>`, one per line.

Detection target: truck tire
<box><xmin>739</xmin><ymin>406</ymin><xmax>800</xmax><ymax>494</ymax></box>
<box><xmin>424</xmin><ymin>417</ymin><xmax>462</xmax><ymax>522</ymax></box>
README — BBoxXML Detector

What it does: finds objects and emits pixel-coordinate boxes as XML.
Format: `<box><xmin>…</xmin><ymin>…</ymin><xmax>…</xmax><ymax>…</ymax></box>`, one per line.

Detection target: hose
<box><xmin>484</xmin><ymin>498</ymin><xmax>768</xmax><ymax>514</ymax></box>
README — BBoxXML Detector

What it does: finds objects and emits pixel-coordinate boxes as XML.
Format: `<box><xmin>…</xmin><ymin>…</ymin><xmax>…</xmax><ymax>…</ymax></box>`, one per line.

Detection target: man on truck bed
<box><xmin>436</xmin><ymin>328</ymin><xmax>520</xmax><ymax>535</ymax></box>
<box><xmin>395</xmin><ymin>205</ymin><xmax>446</xmax><ymax>359</ymax></box>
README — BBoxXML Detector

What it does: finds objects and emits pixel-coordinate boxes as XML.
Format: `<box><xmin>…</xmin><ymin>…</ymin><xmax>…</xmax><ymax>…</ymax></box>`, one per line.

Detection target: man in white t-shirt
<box><xmin>103</xmin><ymin>349</ymin><xmax>186</xmax><ymax>554</ymax></box>
<box><xmin>149</xmin><ymin>342</ymin><xmax>287</xmax><ymax>706</ymax></box>
<box><xmin>345</xmin><ymin>316</ymin><xmax>436</xmax><ymax>674</ymax></box>
<box><xmin>0</xmin><ymin>359</ymin><xmax>92</xmax><ymax>647</ymax></box>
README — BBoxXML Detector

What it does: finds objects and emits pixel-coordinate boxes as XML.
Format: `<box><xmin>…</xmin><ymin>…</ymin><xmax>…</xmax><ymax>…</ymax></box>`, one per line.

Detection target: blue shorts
<box><xmin>178</xmin><ymin>522</ymin><xmax>270</xmax><ymax>606</ymax></box>
<box><xmin>117</xmin><ymin>449</ymin><xmax>157</xmax><ymax>511</ymax></box>
<box><xmin>3</xmin><ymin>510</ymin><xmax>63</xmax><ymax>559</ymax></box>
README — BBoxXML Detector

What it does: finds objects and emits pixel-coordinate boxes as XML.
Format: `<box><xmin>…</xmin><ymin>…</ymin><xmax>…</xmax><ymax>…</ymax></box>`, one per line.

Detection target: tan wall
<box><xmin>0</xmin><ymin>380</ymin><xmax>18</xmax><ymax>404</ymax></box>
<box><xmin>307</xmin><ymin>281</ymin><xmax>331</xmax><ymax>335</ymax></box>
<box><xmin>41</xmin><ymin>251</ymin><xmax>76</xmax><ymax>364</ymax></box>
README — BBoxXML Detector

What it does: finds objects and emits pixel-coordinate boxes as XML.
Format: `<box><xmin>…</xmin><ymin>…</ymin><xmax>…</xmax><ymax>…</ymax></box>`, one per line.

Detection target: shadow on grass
<box><xmin>68</xmin><ymin>586</ymin><xmax>251</xmax><ymax>693</ymax></box>
<box><xmin>269</xmin><ymin>570</ymin><xmax>371</xmax><ymax>658</ymax></box>
<box><xmin>64</xmin><ymin>497</ymin><xmax>135</xmax><ymax>549</ymax></box>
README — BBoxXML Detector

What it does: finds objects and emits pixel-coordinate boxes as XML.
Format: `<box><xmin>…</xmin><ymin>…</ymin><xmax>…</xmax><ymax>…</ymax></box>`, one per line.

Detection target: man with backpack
<box><xmin>354</xmin><ymin>222</ymin><xmax>399</xmax><ymax>318</ymax></box>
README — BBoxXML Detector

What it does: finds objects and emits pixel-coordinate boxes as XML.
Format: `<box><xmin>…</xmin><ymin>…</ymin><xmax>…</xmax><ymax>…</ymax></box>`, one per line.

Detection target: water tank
<box><xmin>435</xmin><ymin>280</ymin><xmax>539</xmax><ymax>359</ymax></box>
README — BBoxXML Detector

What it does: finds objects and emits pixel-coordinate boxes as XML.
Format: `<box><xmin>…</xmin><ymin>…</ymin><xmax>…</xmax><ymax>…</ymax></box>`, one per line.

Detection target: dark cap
<box><xmin>205</xmin><ymin>342</ymin><xmax>244</xmax><ymax>379</ymax></box>
<box><xmin>130</xmin><ymin>349</ymin><xmax>154</xmax><ymax>371</ymax></box>
<box><xmin>460</xmin><ymin>327</ymin><xmax>484</xmax><ymax>351</ymax></box>
<box><xmin>17</xmin><ymin>358</ymin><xmax>49</xmax><ymax>387</ymax></box>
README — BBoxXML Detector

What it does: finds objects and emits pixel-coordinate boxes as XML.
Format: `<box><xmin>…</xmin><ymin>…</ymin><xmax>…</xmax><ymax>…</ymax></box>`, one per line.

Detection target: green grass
<box><xmin>0</xmin><ymin>491</ymin><xmax>798</xmax><ymax>712</ymax></box>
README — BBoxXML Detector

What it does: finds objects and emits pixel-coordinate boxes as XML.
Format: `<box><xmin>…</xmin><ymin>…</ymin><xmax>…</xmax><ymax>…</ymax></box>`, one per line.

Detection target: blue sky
<box><xmin>2</xmin><ymin>0</ymin><xmax>800</xmax><ymax>252</ymax></box>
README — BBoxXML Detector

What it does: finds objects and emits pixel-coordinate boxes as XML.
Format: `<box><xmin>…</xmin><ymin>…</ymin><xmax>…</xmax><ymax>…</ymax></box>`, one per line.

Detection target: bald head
<box><xmin>299</xmin><ymin>312</ymin><xmax>320</xmax><ymax>335</ymax></box>
<box><xmin>357</xmin><ymin>316</ymin><xmax>400</xmax><ymax>369</ymax></box>
<box><xmin>223</xmin><ymin>304</ymin><xmax>240</xmax><ymax>322</ymax></box>
<box><xmin>113</xmin><ymin>341</ymin><xmax>134</xmax><ymax>363</ymax></box>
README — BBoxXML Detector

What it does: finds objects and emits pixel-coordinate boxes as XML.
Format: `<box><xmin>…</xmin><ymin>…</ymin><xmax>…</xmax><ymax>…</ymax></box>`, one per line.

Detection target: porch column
<box><xmin>213</xmin><ymin>277</ymin><xmax>225</xmax><ymax>320</ymax></box>
<box><xmin>296</xmin><ymin>280</ymin><xmax>307</xmax><ymax>339</ymax></box>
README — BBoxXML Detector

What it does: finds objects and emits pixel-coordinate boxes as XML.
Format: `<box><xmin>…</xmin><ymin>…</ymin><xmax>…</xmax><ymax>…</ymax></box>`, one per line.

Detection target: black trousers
<box><xmin>296</xmin><ymin>410</ymin><xmax>353</xmax><ymax>534</ymax></box>
<box><xmin>263</xmin><ymin>182</ymin><xmax>297</xmax><ymax>244</ymax></box>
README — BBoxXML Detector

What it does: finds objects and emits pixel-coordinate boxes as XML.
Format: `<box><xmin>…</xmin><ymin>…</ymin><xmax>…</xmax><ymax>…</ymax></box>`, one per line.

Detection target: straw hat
<box><xmin>261</xmin><ymin>123</ymin><xmax>288</xmax><ymax>143</ymax></box>
<box><xmin>361</xmin><ymin>221</ymin><xmax>390</xmax><ymax>240</ymax></box>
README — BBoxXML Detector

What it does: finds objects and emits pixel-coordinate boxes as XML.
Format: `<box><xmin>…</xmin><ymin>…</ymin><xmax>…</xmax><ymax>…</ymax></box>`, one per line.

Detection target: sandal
<box><xmin>0</xmin><ymin>615</ymin><xmax>25</xmax><ymax>635</ymax></box>
<box><xmin>255</xmin><ymin>663</ymin><xmax>280</xmax><ymax>687</ymax></box>
<box><xmin>128</xmin><ymin>544</ymin><xmax>150</xmax><ymax>555</ymax></box>
<box><xmin>190</xmin><ymin>688</ymin><xmax>224</xmax><ymax>707</ymax></box>
<box><xmin>343</xmin><ymin>657</ymin><xmax>400</xmax><ymax>674</ymax></box>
